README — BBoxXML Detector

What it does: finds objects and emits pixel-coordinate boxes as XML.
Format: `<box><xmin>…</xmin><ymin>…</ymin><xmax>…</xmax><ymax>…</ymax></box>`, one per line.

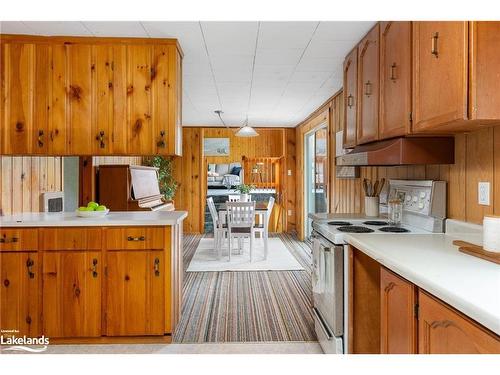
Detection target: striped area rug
<box><xmin>174</xmin><ymin>233</ymin><xmax>317</xmax><ymax>343</ymax></box>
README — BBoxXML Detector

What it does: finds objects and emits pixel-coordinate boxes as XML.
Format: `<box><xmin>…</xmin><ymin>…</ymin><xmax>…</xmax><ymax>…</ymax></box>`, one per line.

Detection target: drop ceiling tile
<box><xmin>315</xmin><ymin>21</ymin><xmax>375</xmax><ymax>41</ymax></box>
<box><xmin>201</xmin><ymin>21</ymin><xmax>259</xmax><ymax>56</ymax></box>
<box><xmin>289</xmin><ymin>71</ymin><xmax>332</xmax><ymax>84</ymax></box>
<box><xmin>258</xmin><ymin>21</ymin><xmax>318</xmax><ymax>49</ymax></box>
<box><xmin>255</xmin><ymin>48</ymin><xmax>303</xmax><ymax>66</ymax></box>
<box><xmin>82</xmin><ymin>21</ymin><xmax>148</xmax><ymax>37</ymax></box>
<box><xmin>0</xmin><ymin>21</ymin><xmax>33</xmax><ymax>34</ymax></box>
<box><xmin>303</xmin><ymin>40</ymin><xmax>354</xmax><ymax>60</ymax></box>
<box><xmin>21</xmin><ymin>21</ymin><xmax>92</xmax><ymax>36</ymax></box>
<box><xmin>295</xmin><ymin>56</ymin><xmax>343</xmax><ymax>72</ymax></box>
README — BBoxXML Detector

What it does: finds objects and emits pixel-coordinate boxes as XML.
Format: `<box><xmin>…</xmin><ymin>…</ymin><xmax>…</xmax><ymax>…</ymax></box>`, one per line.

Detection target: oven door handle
<box><xmin>313</xmin><ymin>307</ymin><xmax>334</xmax><ymax>341</ymax></box>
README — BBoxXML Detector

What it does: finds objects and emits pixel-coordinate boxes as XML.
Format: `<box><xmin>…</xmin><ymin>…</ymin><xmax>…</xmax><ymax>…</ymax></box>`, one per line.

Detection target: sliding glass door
<box><xmin>304</xmin><ymin>125</ymin><xmax>328</xmax><ymax>238</ymax></box>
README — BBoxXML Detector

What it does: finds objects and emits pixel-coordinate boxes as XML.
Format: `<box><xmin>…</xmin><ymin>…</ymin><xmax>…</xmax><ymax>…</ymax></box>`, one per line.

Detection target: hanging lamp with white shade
<box><xmin>235</xmin><ymin>118</ymin><xmax>259</xmax><ymax>137</ymax></box>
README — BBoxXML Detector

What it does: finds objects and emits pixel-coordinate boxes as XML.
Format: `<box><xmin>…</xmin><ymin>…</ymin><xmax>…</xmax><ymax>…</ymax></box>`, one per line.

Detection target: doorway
<box><xmin>304</xmin><ymin>125</ymin><xmax>328</xmax><ymax>238</ymax></box>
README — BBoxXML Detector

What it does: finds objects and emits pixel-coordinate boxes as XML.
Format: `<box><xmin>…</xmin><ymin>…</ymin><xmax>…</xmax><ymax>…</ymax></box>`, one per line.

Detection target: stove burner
<box><xmin>328</xmin><ymin>221</ymin><xmax>352</xmax><ymax>226</ymax></box>
<box><xmin>337</xmin><ymin>226</ymin><xmax>375</xmax><ymax>233</ymax></box>
<box><xmin>363</xmin><ymin>221</ymin><xmax>388</xmax><ymax>226</ymax></box>
<box><xmin>379</xmin><ymin>226</ymin><xmax>410</xmax><ymax>233</ymax></box>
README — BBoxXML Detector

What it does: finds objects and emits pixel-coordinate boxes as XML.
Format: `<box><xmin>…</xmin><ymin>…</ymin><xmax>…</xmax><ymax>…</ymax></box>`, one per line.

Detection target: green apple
<box><xmin>87</xmin><ymin>201</ymin><xmax>99</xmax><ymax>210</ymax></box>
<box><xmin>78</xmin><ymin>206</ymin><xmax>88</xmax><ymax>211</ymax></box>
<box><xmin>95</xmin><ymin>205</ymin><xmax>107</xmax><ymax>211</ymax></box>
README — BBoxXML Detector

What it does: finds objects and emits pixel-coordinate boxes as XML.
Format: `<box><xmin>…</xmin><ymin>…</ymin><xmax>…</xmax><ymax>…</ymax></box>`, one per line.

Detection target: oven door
<box><xmin>312</xmin><ymin>233</ymin><xmax>344</xmax><ymax>340</ymax></box>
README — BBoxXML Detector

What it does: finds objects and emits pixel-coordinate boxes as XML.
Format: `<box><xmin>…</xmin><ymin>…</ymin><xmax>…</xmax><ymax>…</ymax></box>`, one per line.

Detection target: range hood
<box><xmin>336</xmin><ymin>137</ymin><xmax>455</xmax><ymax>166</ymax></box>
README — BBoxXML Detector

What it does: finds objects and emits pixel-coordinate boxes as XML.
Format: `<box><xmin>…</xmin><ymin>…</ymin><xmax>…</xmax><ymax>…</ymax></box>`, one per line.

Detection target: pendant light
<box><xmin>235</xmin><ymin>118</ymin><xmax>259</xmax><ymax>137</ymax></box>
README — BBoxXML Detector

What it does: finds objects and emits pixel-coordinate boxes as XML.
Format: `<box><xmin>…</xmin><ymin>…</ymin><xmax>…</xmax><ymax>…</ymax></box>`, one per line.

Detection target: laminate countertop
<box><xmin>344</xmin><ymin>231</ymin><xmax>500</xmax><ymax>335</ymax></box>
<box><xmin>0</xmin><ymin>211</ymin><xmax>188</xmax><ymax>227</ymax></box>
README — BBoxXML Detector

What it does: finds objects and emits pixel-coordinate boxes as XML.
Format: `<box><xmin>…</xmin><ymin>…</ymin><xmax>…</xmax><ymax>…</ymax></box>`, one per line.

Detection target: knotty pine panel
<box><xmin>0</xmin><ymin>156</ymin><xmax>63</xmax><ymax>216</ymax></box>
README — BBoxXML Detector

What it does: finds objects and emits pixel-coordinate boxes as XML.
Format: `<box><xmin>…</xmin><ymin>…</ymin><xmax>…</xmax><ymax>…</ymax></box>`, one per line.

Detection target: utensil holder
<box><xmin>365</xmin><ymin>196</ymin><xmax>380</xmax><ymax>217</ymax></box>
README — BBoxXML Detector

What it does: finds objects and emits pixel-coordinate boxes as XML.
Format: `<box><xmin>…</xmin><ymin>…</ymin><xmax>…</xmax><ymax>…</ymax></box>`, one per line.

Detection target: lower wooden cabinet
<box><xmin>380</xmin><ymin>267</ymin><xmax>417</xmax><ymax>353</ymax></box>
<box><xmin>418</xmin><ymin>291</ymin><xmax>500</xmax><ymax>354</ymax></box>
<box><xmin>0</xmin><ymin>252</ymin><xmax>40</xmax><ymax>337</ymax></box>
<box><xmin>42</xmin><ymin>251</ymin><xmax>102</xmax><ymax>338</ymax></box>
<box><xmin>106</xmin><ymin>250</ymin><xmax>165</xmax><ymax>336</ymax></box>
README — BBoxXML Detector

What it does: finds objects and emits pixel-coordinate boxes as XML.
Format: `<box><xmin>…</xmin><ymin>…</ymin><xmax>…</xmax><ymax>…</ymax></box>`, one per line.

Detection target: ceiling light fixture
<box><xmin>214</xmin><ymin>110</ymin><xmax>259</xmax><ymax>137</ymax></box>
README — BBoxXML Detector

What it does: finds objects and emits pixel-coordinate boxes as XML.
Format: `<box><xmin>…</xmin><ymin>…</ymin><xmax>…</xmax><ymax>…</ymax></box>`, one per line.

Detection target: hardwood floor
<box><xmin>173</xmin><ymin>233</ymin><xmax>316</xmax><ymax>343</ymax></box>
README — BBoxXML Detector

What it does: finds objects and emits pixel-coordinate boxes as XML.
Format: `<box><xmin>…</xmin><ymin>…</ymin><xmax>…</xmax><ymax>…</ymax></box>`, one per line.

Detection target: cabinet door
<box><xmin>152</xmin><ymin>45</ymin><xmax>170</xmax><ymax>155</ymax></box>
<box><xmin>49</xmin><ymin>44</ymin><xmax>69</xmax><ymax>155</ymax></box>
<box><xmin>2</xmin><ymin>43</ymin><xmax>34</xmax><ymax>154</ymax></box>
<box><xmin>106</xmin><ymin>250</ymin><xmax>164</xmax><ymax>336</ymax></box>
<box><xmin>128</xmin><ymin>45</ymin><xmax>153</xmax><ymax>155</ymax></box>
<box><xmin>357</xmin><ymin>24</ymin><xmax>379</xmax><ymax>144</ymax></box>
<box><xmin>0</xmin><ymin>252</ymin><xmax>40</xmax><ymax>337</ymax></box>
<box><xmin>32</xmin><ymin>44</ymin><xmax>51</xmax><ymax>154</ymax></box>
<box><xmin>379</xmin><ymin>21</ymin><xmax>411</xmax><ymax>140</ymax></box>
<box><xmin>343</xmin><ymin>47</ymin><xmax>358</xmax><ymax>148</ymax></box>
<box><xmin>42</xmin><ymin>251</ymin><xmax>102</xmax><ymax>337</ymax></box>
<box><xmin>418</xmin><ymin>291</ymin><xmax>500</xmax><ymax>354</ymax></box>
<box><xmin>380</xmin><ymin>267</ymin><xmax>417</xmax><ymax>354</ymax></box>
<box><xmin>412</xmin><ymin>22</ymin><xmax>468</xmax><ymax>132</ymax></box>
<box><xmin>67</xmin><ymin>44</ymin><xmax>94</xmax><ymax>155</ymax></box>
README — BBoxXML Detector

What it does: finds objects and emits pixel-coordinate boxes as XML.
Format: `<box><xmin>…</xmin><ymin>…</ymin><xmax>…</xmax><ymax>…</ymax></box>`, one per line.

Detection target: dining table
<box><xmin>216</xmin><ymin>201</ymin><xmax>270</xmax><ymax>257</ymax></box>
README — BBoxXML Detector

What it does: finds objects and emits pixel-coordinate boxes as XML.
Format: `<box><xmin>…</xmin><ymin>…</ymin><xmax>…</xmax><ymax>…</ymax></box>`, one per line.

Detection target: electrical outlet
<box><xmin>478</xmin><ymin>182</ymin><xmax>490</xmax><ymax>205</ymax></box>
<box><xmin>287</xmin><ymin>169</ymin><xmax>292</xmax><ymax>176</ymax></box>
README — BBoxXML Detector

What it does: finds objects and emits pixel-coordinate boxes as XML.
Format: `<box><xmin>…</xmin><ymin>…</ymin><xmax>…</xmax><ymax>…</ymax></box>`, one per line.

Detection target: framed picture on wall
<box><xmin>204</xmin><ymin>138</ymin><xmax>230</xmax><ymax>156</ymax></box>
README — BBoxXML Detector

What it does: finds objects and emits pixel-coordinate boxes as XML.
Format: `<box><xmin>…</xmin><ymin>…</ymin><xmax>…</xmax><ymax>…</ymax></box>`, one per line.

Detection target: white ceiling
<box><xmin>0</xmin><ymin>21</ymin><xmax>375</xmax><ymax>127</ymax></box>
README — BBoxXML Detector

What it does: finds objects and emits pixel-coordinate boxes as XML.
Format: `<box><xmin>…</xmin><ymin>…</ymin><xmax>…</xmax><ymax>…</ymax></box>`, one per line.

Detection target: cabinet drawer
<box><xmin>41</xmin><ymin>228</ymin><xmax>102</xmax><ymax>250</ymax></box>
<box><xmin>105</xmin><ymin>227</ymin><xmax>165</xmax><ymax>250</ymax></box>
<box><xmin>0</xmin><ymin>229</ymin><xmax>38</xmax><ymax>251</ymax></box>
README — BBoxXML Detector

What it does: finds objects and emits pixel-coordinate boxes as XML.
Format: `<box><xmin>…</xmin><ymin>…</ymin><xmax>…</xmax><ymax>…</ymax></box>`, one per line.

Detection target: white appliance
<box><xmin>40</xmin><ymin>191</ymin><xmax>64</xmax><ymax>212</ymax></box>
<box><xmin>310</xmin><ymin>180</ymin><xmax>447</xmax><ymax>354</ymax></box>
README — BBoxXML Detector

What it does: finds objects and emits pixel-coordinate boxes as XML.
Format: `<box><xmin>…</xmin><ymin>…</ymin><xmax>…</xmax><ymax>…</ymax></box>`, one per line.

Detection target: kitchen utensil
<box><xmin>452</xmin><ymin>240</ymin><xmax>500</xmax><ymax>264</ymax></box>
<box><xmin>373</xmin><ymin>180</ymin><xmax>379</xmax><ymax>197</ymax></box>
<box><xmin>363</xmin><ymin>179</ymin><xmax>369</xmax><ymax>196</ymax></box>
<box><xmin>377</xmin><ymin>178</ymin><xmax>385</xmax><ymax>196</ymax></box>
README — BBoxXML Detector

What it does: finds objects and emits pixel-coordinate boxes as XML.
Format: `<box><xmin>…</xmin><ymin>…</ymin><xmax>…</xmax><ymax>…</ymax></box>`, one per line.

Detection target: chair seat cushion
<box><xmin>254</xmin><ymin>223</ymin><xmax>265</xmax><ymax>228</ymax></box>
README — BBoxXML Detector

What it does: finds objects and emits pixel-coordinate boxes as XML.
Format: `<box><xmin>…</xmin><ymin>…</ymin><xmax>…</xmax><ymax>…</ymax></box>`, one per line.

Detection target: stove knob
<box><xmin>412</xmin><ymin>196</ymin><xmax>418</xmax><ymax>203</ymax></box>
<box><xmin>418</xmin><ymin>202</ymin><xmax>425</xmax><ymax>209</ymax></box>
<box><xmin>420</xmin><ymin>191</ymin><xmax>426</xmax><ymax>199</ymax></box>
<box><xmin>405</xmin><ymin>195</ymin><xmax>411</xmax><ymax>202</ymax></box>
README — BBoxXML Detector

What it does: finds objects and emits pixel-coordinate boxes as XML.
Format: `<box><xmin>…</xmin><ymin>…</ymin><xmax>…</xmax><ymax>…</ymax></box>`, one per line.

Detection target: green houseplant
<box><xmin>234</xmin><ymin>183</ymin><xmax>256</xmax><ymax>202</ymax></box>
<box><xmin>143</xmin><ymin>156</ymin><xmax>178</xmax><ymax>201</ymax></box>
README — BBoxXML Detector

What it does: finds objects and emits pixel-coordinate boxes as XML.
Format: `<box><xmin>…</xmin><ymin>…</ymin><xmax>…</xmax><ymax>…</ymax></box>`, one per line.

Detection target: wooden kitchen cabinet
<box><xmin>105</xmin><ymin>250</ymin><xmax>165</xmax><ymax>336</ymax></box>
<box><xmin>42</xmin><ymin>251</ymin><xmax>102</xmax><ymax>337</ymax></box>
<box><xmin>418</xmin><ymin>290</ymin><xmax>500</xmax><ymax>354</ymax></box>
<box><xmin>343</xmin><ymin>47</ymin><xmax>358</xmax><ymax>148</ymax></box>
<box><xmin>380</xmin><ymin>267</ymin><xmax>417</xmax><ymax>354</ymax></box>
<box><xmin>0</xmin><ymin>252</ymin><xmax>40</xmax><ymax>337</ymax></box>
<box><xmin>357</xmin><ymin>24</ymin><xmax>380</xmax><ymax>144</ymax></box>
<box><xmin>379</xmin><ymin>22</ymin><xmax>412</xmax><ymax>140</ymax></box>
<box><xmin>1</xmin><ymin>35</ymin><xmax>183</xmax><ymax>156</ymax></box>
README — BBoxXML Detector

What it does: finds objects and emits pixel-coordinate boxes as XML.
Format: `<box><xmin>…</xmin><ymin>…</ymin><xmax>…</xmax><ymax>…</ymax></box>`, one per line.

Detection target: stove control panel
<box><xmin>389</xmin><ymin>180</ymin><xmax>446</xmax><ymax>219</ymax></box>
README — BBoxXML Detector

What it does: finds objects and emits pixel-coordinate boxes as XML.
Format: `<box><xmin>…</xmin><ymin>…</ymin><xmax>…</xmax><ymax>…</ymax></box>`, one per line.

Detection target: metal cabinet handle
<box><xmin>96</xmin><ymin>131</ymin><xmax>105</xmax><ymax>148</ymax></box>
<box><xmin>0</xmin><ymin>237</ymin><xmax>19</xmax><ymax>244</ymax></box>
<box><xmin>154</xmin><ymin>258</ymin><xmax>160</xmax><ymax>277</ymax></box>
<box><xmin>384</xmin><ymin>282</ymin><xmax>396</xmax><ymax>293</ymax></box>
<box><xmin>38</xmin><ymin>130</ymin><xmax>44</xmax><ymax>148</ymax></box>
<box><xmin>431</xmin><ymin>32</ymin><xmax>439</xmax><ymax>58</ymax></box>
<box><xmin>127</xmin><ymin>236</ymin><xmax>145</xmax><ymax>242</ymax></box>
<box><xmin>390</xmin><ymin>63</ymin><xmax>397</xmax><ymax>81</ymax></box>
<box><xmin>91</xmin><ymin>258</ymin><xmax>98</xmax><ymax>278</ymax></box>
<box><xmin>157</xmin><ymin>130</ymin><xmax>166</xmax><ymax>148</ymax></box>
<box><xmin>364</xmin><ymin>80</ymin><xmax>372</xmax><ymax>97</ymax></box>
<box><xmin>347</xmin><ymin>94</ymin><xmax>354</xmax><ymax>109</ymax></box>
<box><xmin>26</xmin><ymin>258</ymin><xmax>35</xmax><ymax>279</ymax></box>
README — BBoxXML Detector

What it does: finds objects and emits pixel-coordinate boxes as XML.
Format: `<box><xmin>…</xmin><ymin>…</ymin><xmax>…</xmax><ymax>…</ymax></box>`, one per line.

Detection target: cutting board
<box><xmin>452</xmin><ymin>240</ymin><xmax>500</xmax><ymax>265</ymax></box>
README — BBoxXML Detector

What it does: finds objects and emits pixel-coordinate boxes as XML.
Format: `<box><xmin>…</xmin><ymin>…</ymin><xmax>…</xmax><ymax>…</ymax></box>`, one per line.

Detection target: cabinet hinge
<box><xmin>409</xmin><ymin>112</ymin><xmax>413</xmax><ymax>122</ymax></box>
<box><xmin>414</xmin><ymin>303</ymin><xmax>419</xmax><ymax>320</ymax></box>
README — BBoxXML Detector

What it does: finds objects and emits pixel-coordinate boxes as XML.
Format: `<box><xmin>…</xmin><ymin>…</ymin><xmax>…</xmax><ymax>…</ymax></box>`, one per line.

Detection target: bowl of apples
<box><xmin>76</xmin><ymin>201</ymin><xmax>109</xmax><ymax>218</ymax></box>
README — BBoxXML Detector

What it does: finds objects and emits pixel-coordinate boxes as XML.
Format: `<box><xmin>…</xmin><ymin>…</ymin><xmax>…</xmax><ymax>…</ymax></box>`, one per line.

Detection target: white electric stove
<box><xmin>309</xmin><ymin>180</ymin><xmax>447</xmax><ymax>354</ymax></box>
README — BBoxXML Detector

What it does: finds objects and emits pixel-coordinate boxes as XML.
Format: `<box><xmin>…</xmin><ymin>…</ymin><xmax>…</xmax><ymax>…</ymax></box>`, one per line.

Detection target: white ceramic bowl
<box><xmin>76</xmin><ymin>209</ymin><xmax>110</xmax><ymax>218</ymax></box>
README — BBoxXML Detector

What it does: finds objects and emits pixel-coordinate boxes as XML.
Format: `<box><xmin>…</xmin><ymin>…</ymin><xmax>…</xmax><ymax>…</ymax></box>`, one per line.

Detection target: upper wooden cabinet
<box><xmin>0</xmin><ymin>35</ymin><xmax>183</xmax><ymax>156</ymax></box>
<box><xmin>357</xmin><ymin>24</ymin><xmax>380</xmax><ymax>144</ymax></box>
<box><xmin>379</xmin><ymin>22</ymin><xmax>411</xmax><ymax>140</ymax></box>
<box><xmin>343</xmin><ymin>47</ymin><xmax>358</xmax><ymax>148</ymax></box>
<box><xmin>418</xmin><ymin>290</ymin><xmax>500</xmax><ymax>354</ymax></box>
<box><xmin>380</xmin><ymin>267</ymin><xmax>417</xmax><ymax>354</ymax></box>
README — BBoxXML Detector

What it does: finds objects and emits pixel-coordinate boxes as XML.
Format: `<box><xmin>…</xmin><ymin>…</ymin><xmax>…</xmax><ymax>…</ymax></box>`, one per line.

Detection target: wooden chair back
<box><xmin>226</xmin><ymin>201</ymin><xmax>256</xmax><ymax>228</ymax></box>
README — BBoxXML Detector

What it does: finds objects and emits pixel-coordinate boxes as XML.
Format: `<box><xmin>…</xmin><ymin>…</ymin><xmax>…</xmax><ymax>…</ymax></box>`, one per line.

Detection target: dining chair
<box><xmin>207</xmin><ymin>197</ymin><xmax>227</xmax><ymax>259</ymax></box>
<box><xmin>226</xmin><ymin>201</ymin><xmax>256</xmax><ymax>262</ymax></box>
<box><xmin>228</xmin><ymin>195</ymin><xmax>241</xmax><ymax>202</ymax></box>
<box><xmin>254</xmin><ymin>197</ymin><xmax>274</xmax><ymax>260</ymax></box>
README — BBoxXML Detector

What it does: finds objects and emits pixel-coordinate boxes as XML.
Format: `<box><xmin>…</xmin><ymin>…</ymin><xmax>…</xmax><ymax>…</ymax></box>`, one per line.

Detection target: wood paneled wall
<box><xmin>172</xmin><ymin>127</ymin><xmax>295</xmax><ymax>233</ymax></box>
<box><xmin>0</xmin><ymin>156</ymin><xmax>63</xmax><ymax>215</ymax></box>
<box><xmin>295</xmin><ymin>90</ymin><xmax>500</xmax><ymax>239</ymax></box>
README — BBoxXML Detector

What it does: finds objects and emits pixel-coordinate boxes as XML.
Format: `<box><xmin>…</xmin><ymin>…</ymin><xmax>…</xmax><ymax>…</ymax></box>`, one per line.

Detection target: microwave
<box><xmin>40</xmin><ymin>191</ymin><xmax>64</xmax><ymax>212</ymax></box>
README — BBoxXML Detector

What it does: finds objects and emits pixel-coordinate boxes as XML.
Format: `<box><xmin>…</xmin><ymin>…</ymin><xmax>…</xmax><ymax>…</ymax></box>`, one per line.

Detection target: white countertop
<box><xmin>0</xmin><ymin>211</ymin><xmax>188</xmax><ymax>227</ymax></box>
<box><xmin>344</xmin><ymin>232</ymin><xmax>500</xmax><ymax>335</ymax></box>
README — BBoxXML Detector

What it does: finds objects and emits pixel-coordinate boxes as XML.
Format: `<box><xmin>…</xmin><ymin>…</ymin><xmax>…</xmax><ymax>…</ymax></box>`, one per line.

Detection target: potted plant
<box><xmin>234</xmin><ymin>183</ymin><xmax>256</xmax><ymax>202</ymax></box>
<box><xmin>143</xmin><ymin>156</ymin><xmax>178</xmax><ymax>203</ymax></box>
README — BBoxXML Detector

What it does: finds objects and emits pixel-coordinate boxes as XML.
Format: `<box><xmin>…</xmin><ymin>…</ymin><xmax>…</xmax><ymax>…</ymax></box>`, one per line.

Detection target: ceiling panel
<box><xmin>201</xmin><ymin>21</ymin><xmax>259</xmax><ymax>56</ymax></box>
<box><xmin>258</xmin><ymin>21</ymin><xmax>318</xmax><ymax>49</ymax></box>
<box><xmin>314</xmin><ymin>21</ymin><xmax>375</xmax><ymax>41</ymax></box>
<box><xmin>21</xmin><ymin>21</ymin><xmax>92</xmax><ymax>36</ymax></box>
<box><xmin>83</xmin><ymin>21</ymin><xmax>148</xmax><ymax>37</ymax></box>
<box><xmin>0</xmin><ymin>21</ymin><xmax>33</xmax><ymax>34</ymax></box>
